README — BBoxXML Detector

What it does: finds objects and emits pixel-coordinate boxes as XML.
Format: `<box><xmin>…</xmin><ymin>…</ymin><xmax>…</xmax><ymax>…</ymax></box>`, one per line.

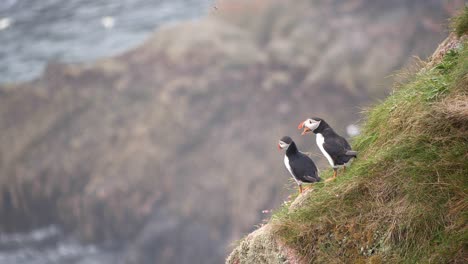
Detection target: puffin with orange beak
<box><xmin>298</xmin><ymin>118</ymin><xmax>357</xmax><ymax>181</ymax></box>
<box><xmin>278</xmin><ymin>136</ymin><xmax>320</xmax><ymax>193</ymax></box>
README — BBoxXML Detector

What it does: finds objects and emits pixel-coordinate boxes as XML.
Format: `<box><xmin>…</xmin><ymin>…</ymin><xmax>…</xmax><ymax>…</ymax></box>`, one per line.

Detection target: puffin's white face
<box><xmin>278</xmin><ymin>141</ymin><xmax>290</xmax><ymax>150</ymax></box>
<box><xmin>299</xmin><ymin>119</ymin><xmax>321</xmax><ymax>135</ymax></box>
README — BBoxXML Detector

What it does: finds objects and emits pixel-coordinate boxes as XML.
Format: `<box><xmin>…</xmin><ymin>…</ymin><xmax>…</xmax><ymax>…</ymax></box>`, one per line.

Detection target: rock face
<box><xmin>226</xmin><ymin>225</ymin><xmax>288</xmax><ymax>264</ymax></box>
<box><xmin>0</xmin><ymin>0</ymin><xmax>461</xmax><ymax>263</ymax></box>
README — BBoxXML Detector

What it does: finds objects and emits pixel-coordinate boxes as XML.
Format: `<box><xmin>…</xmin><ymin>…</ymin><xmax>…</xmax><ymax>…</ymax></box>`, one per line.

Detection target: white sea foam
<box><xmin>0</xmin><ymin>226</ymin><xmax>114</xmax><ymax>264</ymax></box>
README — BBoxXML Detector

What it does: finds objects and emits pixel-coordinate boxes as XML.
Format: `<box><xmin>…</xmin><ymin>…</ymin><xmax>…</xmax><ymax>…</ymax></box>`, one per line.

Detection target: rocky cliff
<box><xmin>0</xmin><ymin>0</ymin><xmax>463</xmax><ymax>263</ymax></box>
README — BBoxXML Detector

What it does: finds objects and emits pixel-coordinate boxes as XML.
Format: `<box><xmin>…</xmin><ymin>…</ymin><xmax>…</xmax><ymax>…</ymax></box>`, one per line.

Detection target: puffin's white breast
<box><xmin>316</xmin><ymin>133</ymin><xmax>335</xmax><ymax>167</ymax></box>
<box><xmin>284</xmin><ymin>155</ymin><xmax>294</xmax><ymax>177</ymax></box>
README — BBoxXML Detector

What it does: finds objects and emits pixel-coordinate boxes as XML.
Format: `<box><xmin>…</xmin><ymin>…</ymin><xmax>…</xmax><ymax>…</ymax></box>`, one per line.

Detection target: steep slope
<box><xmin>0</xmin><ymin>1</ymin><xmax>463</xmax><ymax>264</ymax></box>
<box><xmin>227</xmin><ymin>10</ymin><xmax>467</xmax><ymax>264</ymax></box>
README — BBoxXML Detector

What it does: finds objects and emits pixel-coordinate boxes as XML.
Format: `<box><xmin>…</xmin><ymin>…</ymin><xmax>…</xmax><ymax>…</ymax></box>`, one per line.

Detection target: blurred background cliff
<box><xmin>0</xmin><ymin>0</ymin><xmax>465</xmax><ymax>263</ymax></box>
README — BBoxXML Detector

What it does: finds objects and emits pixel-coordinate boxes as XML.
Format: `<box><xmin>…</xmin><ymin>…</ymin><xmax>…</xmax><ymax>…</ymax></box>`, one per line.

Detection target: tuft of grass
<box><xmin>451</xmin><ymin>6</ymin><xmax>468</xmax><ymax>37</ymax></box>
<box><xmin>270</xmin><ymin>37</ymin><xmax>468</xmax><ymax>262</ymax></box>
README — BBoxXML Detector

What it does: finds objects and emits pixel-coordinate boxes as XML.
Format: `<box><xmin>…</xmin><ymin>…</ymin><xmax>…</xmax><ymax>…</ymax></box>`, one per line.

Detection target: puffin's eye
<box><xmin>309</xmin><ymin>120</ymin><xmax>312</xmax><ymax>124</ymax></box>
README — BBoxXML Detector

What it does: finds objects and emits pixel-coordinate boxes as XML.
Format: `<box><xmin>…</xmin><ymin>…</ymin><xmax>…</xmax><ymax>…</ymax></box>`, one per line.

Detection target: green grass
<box><xmin>270</xmin><ymin>29</ymin><xmax>468</xmax><ymax>263</ymax></box>
<box><xmin>451</xmin><ymin>6</ymin><xmax>468</xmax><ymax>37</ymax></box>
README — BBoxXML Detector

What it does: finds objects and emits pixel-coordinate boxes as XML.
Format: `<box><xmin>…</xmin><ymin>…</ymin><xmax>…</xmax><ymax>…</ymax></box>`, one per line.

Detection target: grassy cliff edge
<box><xmin>227</xmin><ymin>9</ymin><xmax>468</xmax><ymax>264</ymax></box>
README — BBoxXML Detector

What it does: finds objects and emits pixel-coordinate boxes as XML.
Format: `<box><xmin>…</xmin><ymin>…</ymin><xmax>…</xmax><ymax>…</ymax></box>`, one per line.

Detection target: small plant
<box><xmin>425</xmin><ymin>49</ymin><xmax>459</xmax><ymax>101</ymax></box>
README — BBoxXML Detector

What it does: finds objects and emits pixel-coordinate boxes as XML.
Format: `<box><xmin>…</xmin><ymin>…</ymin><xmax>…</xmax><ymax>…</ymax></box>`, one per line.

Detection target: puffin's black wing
<box><xmin>323</xmin><ymin>136</ymin><xmax>356</xmax><ymax>165</ymax></box>
<box><xmin>289</xmin><ymin>153</ymin><xmax>320</xmax><ymax>183</ymax></box>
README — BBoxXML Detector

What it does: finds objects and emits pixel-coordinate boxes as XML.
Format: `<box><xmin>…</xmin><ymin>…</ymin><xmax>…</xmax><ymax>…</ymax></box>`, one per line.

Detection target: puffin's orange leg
<box><xmin>326</xmin><ymin>168</ymin><xmax>338</xmax><ymax>182</ymax></box>
<box><xmin>343</xmin><ymin>166</ymin><xmax>346</xmax><ymax>173</ymax></box>
<box><xmin>299</xmin><ymin>185</ymin><xmax>303</xmax><ymax>194</ymax></box>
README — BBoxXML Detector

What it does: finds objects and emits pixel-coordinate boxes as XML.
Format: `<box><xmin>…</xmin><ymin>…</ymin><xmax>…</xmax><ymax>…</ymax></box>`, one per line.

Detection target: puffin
<box><xmin>298</xmin><ymin>118</ymin><xmax>357</xmax><ymax>181</ymax></box>
<box><xmin>278</xmin><ymin>136</ymin><xmax>320</xmax><ymax>193</ymax></box>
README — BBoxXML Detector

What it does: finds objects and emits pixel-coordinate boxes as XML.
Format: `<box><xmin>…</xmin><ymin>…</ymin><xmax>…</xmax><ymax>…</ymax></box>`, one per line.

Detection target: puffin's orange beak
<box><xmin>277</xmin><ymin>144</ymin><xmax>281</xmax><ymax>150</ymax></box>
<box><xmin>298</xmin><ymin>121</ymin><xmax>305</xmax><ymax>129</ymax></box>
<box><xmin>298</xmin><ymin>121</ymin><xmax>311</xmax><ymax>135</ymax></box>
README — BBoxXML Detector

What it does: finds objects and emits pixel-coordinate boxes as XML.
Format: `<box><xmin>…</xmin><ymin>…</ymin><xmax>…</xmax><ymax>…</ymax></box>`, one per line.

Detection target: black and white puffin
<box><xmin>298</xmin><ymin>118</ymin><xmax>357</xmax><ymax>181</ymax></box>
<box><xmin>278</xmin><ymin>136</ymin><xmax>320</xmax><ymax>193</ymax></box>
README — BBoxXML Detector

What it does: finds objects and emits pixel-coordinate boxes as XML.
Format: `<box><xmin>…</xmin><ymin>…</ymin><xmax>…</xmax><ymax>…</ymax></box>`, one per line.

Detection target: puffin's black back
<box><xmin>287</xmin><ymin>146</ymin><xmax>320</xmax><ymax>183</ymax></box>
<box><xmin>322</xmin><ymin>136</ymin><xmax>355</xmax><ymax>165</ymax></box>
<box><xmin>312</xmin><ymin>117</ymin><xmax>357</xmax><ymax>166</ymax></box>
